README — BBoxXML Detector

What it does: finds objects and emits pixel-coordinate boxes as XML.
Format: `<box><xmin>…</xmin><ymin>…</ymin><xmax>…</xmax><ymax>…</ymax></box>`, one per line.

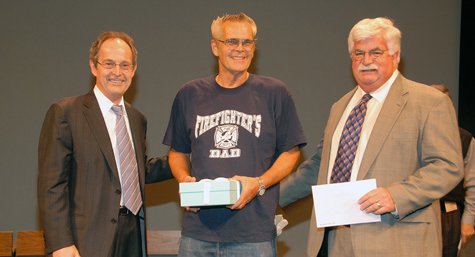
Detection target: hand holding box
<box><xmin>179</xmin><ymin>177</ymin><xmax>241</xmax><ymax>207</ymax></box>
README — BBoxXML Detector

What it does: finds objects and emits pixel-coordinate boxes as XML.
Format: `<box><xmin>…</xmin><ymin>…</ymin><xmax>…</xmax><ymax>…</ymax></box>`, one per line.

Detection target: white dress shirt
<box><xmin>93</xmin><ymin>86</ymin><xmax>136</xmax><ymax>205</ymax></box>
<box><xmin>327</xmin><ymin>70</ymin><xmax>399</xmax><ymax>182</ymax></box>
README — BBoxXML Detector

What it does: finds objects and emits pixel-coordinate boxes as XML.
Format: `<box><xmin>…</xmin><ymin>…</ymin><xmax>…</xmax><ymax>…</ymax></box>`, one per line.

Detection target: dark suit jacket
<box><xmin>37</xmin><ymin>92</ymin><xmax>172</xmax><ymax>257</ymax></box>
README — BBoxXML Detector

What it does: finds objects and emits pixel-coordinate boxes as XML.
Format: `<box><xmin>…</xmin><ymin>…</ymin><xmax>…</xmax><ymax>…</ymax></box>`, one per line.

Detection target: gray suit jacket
<box><xmin>38</xmin><ymin>92</ymin><xmax>172</xmax><ymax>257</ymax></box>
<box><xmin>281</xmin><ymin>74</ymin><xmax>463</xmax><ymax>257</ymax></box>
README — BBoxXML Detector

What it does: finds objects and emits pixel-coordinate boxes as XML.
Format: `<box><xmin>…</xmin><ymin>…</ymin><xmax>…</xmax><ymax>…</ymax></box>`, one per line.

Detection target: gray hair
<box><xmin>348</xmin><ymin>17</ymin><xmax>401</xmax><ymax>62</ymax></box>
<box><xmin>211</xmin><ymin>12</ymin><xmax>257</xmax><ymax>40</ymax></box>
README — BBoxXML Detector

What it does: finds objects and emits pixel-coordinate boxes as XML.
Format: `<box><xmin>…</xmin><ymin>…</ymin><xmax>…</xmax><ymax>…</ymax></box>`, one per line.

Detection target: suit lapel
<box><xmin>357</xmin><ymin>75</ymin><xmax>409</xmax><ymax>180</ymax></box>
<box><xmin>82</xmin><ymin>92</ymin><xmax>120</xmax><ymax>185</ymax></box>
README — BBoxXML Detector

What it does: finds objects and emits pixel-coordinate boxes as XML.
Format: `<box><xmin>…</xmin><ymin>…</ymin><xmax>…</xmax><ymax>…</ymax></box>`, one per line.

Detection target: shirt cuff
<box><xmin>391</xmin><ymin>204</ymin><xmax>399</xmax><ymax>219</ymax></box>
<box><xmin>461</xmin><ymin>211</ymin><xmax>475</xmax><ymax>226</ymax></box>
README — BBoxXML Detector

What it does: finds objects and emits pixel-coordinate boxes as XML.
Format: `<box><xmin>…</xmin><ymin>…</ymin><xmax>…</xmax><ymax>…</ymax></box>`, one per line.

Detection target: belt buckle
<box><xmin>119</xmin><ymin>206</ymin><xmax>130</xmax><ymax>215</ymax></box>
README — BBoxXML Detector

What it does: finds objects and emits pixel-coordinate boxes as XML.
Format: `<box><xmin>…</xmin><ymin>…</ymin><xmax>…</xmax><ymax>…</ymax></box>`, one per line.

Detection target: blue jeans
<box><xmin>178</xmin><ymin>236</ymin><xmax>276</xmax><ymax>257</ymax></box>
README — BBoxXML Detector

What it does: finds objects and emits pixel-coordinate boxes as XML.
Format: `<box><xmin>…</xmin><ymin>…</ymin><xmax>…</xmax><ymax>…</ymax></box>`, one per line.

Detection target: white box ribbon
<box><xmin>203</xmin><ymin>181</ymin><xmax>211</xmax><ymax>205</ymax></box>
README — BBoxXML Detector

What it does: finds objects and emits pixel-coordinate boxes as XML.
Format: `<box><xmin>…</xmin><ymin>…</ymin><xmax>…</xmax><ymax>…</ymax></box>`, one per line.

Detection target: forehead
<box><xmin>354</xmin><ymin>35</ymin><xmax>387</xmax><ymax>50</ymax></box>
<box><xmin>221</xmin><ymin>21</ymin><xmax>254</xmax><ymax>39</ymax></box>
<box><xmin>99</xmin><ymin>38</ymin><xmax>133</xmax><ymax>59</ymax></box>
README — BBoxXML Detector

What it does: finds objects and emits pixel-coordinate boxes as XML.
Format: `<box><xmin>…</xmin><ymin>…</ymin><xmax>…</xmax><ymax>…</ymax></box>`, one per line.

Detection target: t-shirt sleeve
<box><xmin>162</xmin><ymin>91</ymin><xmax>191</xmax><ymax>153</ymax></box>
<box><xmin>276</xmin><ymin>88</ymin><xmax>307</xmax><ymax>154</ymax></box>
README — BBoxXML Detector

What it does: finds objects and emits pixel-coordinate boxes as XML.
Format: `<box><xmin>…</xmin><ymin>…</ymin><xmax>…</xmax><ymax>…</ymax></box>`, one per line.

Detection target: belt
<box><xmin>440</xmin><ymin>200</ymin><xmax>446</xmax><ymax>212</ymax></box>
<box><xmin>440</xmin><ymin>200</ymin><xmax>459</xmax><ymax>213</ymax></box>
<box><xmin>119</xmin><ymin>206</ymin><xmax>132</xmax><ymax>215</ymax></box>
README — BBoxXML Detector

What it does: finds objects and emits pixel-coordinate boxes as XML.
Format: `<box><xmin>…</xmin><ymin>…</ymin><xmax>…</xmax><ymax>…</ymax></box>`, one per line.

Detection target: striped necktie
<box><xmin>330</xmin><ymin>94</ymin><xmax>372</xmax><ymax>183</ymax></box>
<box><xmin>111</xmin><ymin>105</ymin><xmax>142</xmax><ymax>215</ymax></box>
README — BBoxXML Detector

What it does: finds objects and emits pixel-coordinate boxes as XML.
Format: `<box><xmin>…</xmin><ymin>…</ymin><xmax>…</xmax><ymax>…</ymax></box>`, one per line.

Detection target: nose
<box><xmin>362</xmin><ymin>52</ymin><xmax>373</xmax><ymax>65</ymax></box>
<box><xmin>112</xmin><ymin>64</ymin><xmax>122</xmax><ymax>75</ymax></box>
<box><xmin>234</xmin><ymin>41</ymin><xmax>245</xmax><ymax>52</ymax></box>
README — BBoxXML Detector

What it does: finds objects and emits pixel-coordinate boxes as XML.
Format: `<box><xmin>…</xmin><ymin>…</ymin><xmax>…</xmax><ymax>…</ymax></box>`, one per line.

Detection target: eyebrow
<box><xmin>102</xmin><ymin>59</ymin><xmax>132</xmax><ymax>63</ymax></box>
<box><xmin>355</xmin><ymin>47</ymin><xmax>385</xmax><ymax>52</ymax></box>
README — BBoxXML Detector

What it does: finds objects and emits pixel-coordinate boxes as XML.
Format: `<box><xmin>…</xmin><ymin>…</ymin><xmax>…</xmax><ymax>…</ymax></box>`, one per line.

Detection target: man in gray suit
<box><xmin>280</xmin><ymin>17</ymin><xmax>463</xmax><ymax>257</ymax></box>
<box><xmin>38</xmin><ymin>31</ymin><xmax>172</xmax><ymax>257</ymax></box>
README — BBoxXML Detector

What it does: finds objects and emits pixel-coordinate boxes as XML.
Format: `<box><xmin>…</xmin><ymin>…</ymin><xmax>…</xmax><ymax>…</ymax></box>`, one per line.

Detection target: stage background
<box><xmin>0</xmin><ymin>1</ymin><xmax>462</xmax><ymax>256</ymax></box>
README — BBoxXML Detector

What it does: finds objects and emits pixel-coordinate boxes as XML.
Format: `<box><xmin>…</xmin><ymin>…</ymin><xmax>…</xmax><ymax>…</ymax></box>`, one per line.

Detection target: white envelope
<box><xmin>312</xmin><ymin>179</ymin><xmax>381</xmax><ymax>227</ymax></box>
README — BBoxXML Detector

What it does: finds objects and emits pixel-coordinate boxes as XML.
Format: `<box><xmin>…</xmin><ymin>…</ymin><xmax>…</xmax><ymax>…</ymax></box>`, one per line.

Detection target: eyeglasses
<box><xmin>97</xmin><ymin>60</ymin><xmax>134</xmax><ymax>70</ymax></box>
<box><xmin>352</xmin><ymin>49</ymin><xmax>388</xmax><ymax>61</ymax></box>
<box><xmin>215</xmin><ymin>38</ymin><xmax>256</xmax><ymax>50</ymax></box>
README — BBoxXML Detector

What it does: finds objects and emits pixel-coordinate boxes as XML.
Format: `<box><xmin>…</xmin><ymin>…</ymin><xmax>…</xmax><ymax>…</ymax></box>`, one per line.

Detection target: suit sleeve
<box><xmin>37</xmin><ymin>103</ymin><xmax>74</xmax><ymax>253</ymax></box>
<box><xmin>145</xmin><ymin>155</ymin><xmax>173</xmax><ymax>183</ymax></box>
<box><xmin>279</xmin><ymin>139</ymin><xmax>322</xmax><ymax>207</ymax></box>
<box><xmin>387</xmin><ymin>95</ymin><xmax>464</xmax><ymax>220</ymax></box>
<box><xmin>462</xmin><ymin>138</ymin><xmax>475</xmax><ymax>225</ymax></box>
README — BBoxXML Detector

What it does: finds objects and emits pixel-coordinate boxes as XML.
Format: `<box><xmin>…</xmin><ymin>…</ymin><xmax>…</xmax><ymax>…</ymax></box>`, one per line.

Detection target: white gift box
<box><xmin>179</xmin><ymin>178</ymin><xmax>241</xmax><ymax>207</ymax></box>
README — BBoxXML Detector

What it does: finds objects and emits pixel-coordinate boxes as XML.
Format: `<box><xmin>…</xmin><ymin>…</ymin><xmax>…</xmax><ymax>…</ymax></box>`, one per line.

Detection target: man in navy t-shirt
<box><xmin>163</xmin><ymin>12</ymin><xmax>306</xmax><ymax>257</ymax></box>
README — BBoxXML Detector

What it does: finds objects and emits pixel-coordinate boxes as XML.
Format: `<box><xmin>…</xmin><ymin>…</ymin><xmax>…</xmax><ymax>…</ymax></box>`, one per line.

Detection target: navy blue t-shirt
<box><xmin>163</xmin><ymin>74</ymin><xmax>306</xmax><ymax>242</ymax></box>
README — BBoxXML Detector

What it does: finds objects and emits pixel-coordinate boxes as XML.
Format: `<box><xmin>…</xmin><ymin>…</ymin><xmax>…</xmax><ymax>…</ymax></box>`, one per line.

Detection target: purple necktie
<box><xmin>111</xmin><ymin>105</ymin><xmax>142</xmax><ymax>215</ymax></box>
<box><xmin>330</xmin><ymin>94</ymin><xmax>372</xmax><ymax>183</ymax></box>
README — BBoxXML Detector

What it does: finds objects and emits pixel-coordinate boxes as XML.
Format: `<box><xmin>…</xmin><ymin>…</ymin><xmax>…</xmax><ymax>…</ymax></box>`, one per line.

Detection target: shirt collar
<box><xmin>356</xmin><ymin>69</ymin><xmax>399</xmax><ymax>103</ymax></box>
<box><xmin>93</xmin><ymin>86</ymin><xmax>125</xmax><ymax>114</ymax></box>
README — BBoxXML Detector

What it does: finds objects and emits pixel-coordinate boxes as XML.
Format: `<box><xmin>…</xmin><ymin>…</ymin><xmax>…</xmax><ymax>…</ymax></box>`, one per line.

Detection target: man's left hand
<box><xmin>228</xmin><ymin>175</ymin><xmax>260</xmax><ymax>210</ymax></box>
<box><xmin>461</xmin><ymin>223</ymin><xmax>475</xmax><ymax>244</ymax></box>
<box><xmin>358</xmin><ymin>187</ymin><xmax>395</xmax><ymax>215</ymax></box>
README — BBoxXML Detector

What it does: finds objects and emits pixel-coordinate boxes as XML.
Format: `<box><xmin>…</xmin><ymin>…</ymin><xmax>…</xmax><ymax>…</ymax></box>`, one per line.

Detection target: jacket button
<box><xmin>110</xmin><ymin>218</ymin><xmax>117</xmax><ymax>224</ymax></box>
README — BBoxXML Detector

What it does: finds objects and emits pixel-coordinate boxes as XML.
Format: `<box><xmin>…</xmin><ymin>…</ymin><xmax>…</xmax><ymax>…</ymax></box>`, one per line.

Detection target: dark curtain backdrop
<box><xmin>459</xmin><ymin>1</ymin><xmax>475</xmax><ymax>134</ymax></box>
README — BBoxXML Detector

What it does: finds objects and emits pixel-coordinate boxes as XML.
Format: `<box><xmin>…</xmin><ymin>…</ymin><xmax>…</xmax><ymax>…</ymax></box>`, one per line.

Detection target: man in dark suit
<box><xmin>431</xmin><ymin>84</ymin><xmax>475</xmax><ymax>257</ymax></box>
<box><xmin>281</xmin><ymin>18</ymin><xmax>463</xmax><ymax>257</ymax></box>
<box><xmin>37</xmin><ymin>31</ymin><xmax>172</xmax><ymax>257</ymax></box>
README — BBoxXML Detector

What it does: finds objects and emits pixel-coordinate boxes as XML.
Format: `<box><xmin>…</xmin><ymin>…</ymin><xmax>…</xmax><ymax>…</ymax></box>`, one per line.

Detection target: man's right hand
<box><xmin>179</xmin><ymin>175</ymin><xmax>197</xmax><ymax>183</ymax></box>
<box><xmin>52</xmin><ymin>245</ymin><xmax>81</xmax><ymax>257</ymax></box>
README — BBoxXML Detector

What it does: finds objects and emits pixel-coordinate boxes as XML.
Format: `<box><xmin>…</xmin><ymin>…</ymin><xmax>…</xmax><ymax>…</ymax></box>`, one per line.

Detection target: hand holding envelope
<box><xmin>312</xmin><ymin>179</ymin><xmax>381</xmax><ymax>228</ymax></box>
<box><xmin>358</xmin><ymin>187</ymin><xmax>396</xmax><ymax>215</ymax></box>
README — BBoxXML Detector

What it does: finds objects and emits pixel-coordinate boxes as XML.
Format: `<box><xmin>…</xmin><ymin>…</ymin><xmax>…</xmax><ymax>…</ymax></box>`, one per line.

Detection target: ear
<box><xmin>211</xmin><ymin>39</ymin><xmax>219</xmax><ymax>57</ymax></box>
<box><xmin>89</xmin><ymin>60</ymin><xmax>98</xmax><ymax>77</ymax></box>
<box><xmin>392</xmin><ymin>51</ymin><xmax>400</xmax><ymax>65</ymax></box>
<box><xmin>130</xmin><ymin>64</ymin><xmax>137</xmax><ymax>78</ymax></box>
